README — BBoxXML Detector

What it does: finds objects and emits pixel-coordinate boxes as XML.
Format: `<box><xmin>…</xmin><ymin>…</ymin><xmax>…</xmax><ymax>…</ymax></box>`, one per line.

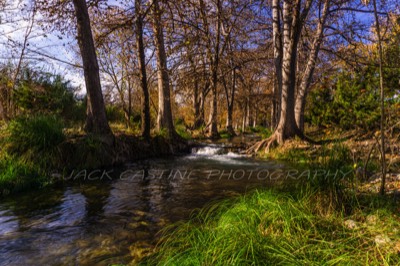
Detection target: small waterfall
<box><xmin>189</xmin><ymin>145</ymin><xmax>252</xmax><ymax>165</ymax></box>
<box><xmin>192</xmin><ymin>146</ymin><xmax>222</xmax><ymax>156</ymax></box>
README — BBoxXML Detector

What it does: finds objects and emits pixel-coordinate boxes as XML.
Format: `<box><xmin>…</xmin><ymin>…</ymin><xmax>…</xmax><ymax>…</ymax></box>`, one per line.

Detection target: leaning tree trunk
<box><xmin>72</xmin><ymin>0</ymin><xmax>113</xmax><ymax>139</ymax></box>
<box><xmin>295</xmin><ymin>0</ymin><xmax>329</xmax><ymax>132</ymax></box>
<box><xmin>271</xmin><ymin>0</ymin><xmax>282</xmax><ymax>130</ymax></box>
<box><xmin>197</xmin><ymin>89</ymin><xmax>206</xmax><ymax>128</ymax></box>
<box><xmin>224</xmin><ymin>55</ymin><xmax>237</xmax><ymax>136</ymax></box>
<box><xmin>200</xmin><ymin>0</ymin><xmax>221</xmax><ymax>139</ymax></box>
<box><xmin>151</xmin><ymin>0</ymin><xmax>176</xmax><ymax>139</ymax></box>
<box><xmin>372</xmin><ymin>0</ymin><xmax>386</xmax><ymax>195</ymax></box>
<box><xmin>136</xmin><ymin>0</ymin><xmax>151</xmax><ymax>141</ymax></box>
<box><xmin>208</xmin><ymin>79</ymin><xmax>219</xmax><ymax>138</ymax></box>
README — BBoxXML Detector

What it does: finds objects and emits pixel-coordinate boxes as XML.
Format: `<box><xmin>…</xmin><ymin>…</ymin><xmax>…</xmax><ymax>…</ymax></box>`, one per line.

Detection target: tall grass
<box><xmin>6</xmin><ymin>114</ymin><xmax>65</xmax><ymax>155</ymax></box>
<box><xmin>143</xmin><ymin>190</ymin><xmax>400</xmax><ymax>265</ymax></box>
<box><xmin>0</xmin><ymin>114</ymin><xmax>65</xmax><ymax>196</ymax></box>
<box><xmin>0</xmin><ymin>155</ymin><xmax>46</xmax><ymax>197</ymax></box>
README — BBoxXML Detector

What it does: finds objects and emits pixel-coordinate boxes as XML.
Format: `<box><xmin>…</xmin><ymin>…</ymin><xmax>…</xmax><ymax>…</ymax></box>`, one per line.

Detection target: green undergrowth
<box><xmin>0</xmin><ymin>154</ymin><xmax>48</xmax><ymax>197</ymax></box>
<box><xmin>176</xmin><ymin>124</ymin><xmax>192</xmax><ymax>140</ymax></box>
<box><xmin>267</xmin><ymin>141</ymin><xmax>360</xmax><ymax>192</ymax></box>
<box><xmin>5</xmin><ymin>114</ymin><xmax>65</xmax><ymax>166</ymax></box>
<box><xmin>142</xmin><ymin>189</ymin><xmax>400</xmax><ymax>265</ymax></box>
<box><xmin>249</xmin><ymin>126</ymin><xmax>272</xmax><ymax>139</ymax></box>
<box><xmin>0</xmin><ymin>114</ymin><xmax>65</xmax><ymax>197</ymax></box>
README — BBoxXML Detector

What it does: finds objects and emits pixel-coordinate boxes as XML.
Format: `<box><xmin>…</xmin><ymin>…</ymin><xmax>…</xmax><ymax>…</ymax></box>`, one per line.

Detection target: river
<box><xmin>0</xmin><ymin>140</ymin><xmax>289</xmax><ymax>265</ymax></box>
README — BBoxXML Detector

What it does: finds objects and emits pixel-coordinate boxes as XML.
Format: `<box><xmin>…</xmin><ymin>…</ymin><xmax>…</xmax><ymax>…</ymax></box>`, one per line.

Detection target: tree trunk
<box><xmin>295</xmin><ymin>0</ymin><xmax>329</xmax><ymax>132</ymax></box>
<box><xmin>208</xmin><ymin>83</ymin><xmax>219</xmax><ymax>138</ymax></box>
<box><xmin>197</xmin><ymin>89</ymin><xmax>206</xmax><ymax>128</ymax></box>
<box><xmin>0</xmin><ymin>99</ymin><xmax>6</xmax><ymax>121</ymax></box>
<box><xmin>271</xmin><ymin>0</ymin><xmax>282</xmax><ymax>130</ymax></box>
<box><xmin>193</xmin><ymin>78</ymin><xmax>200</xmax><ymax>127</ymax></box>
<box><xmin>200</xmin><ymin>0</ymin><xmax>221</xmax><ymax>138</ymax></box>
<box><xmin>72</xmin><ymin>0</ymin><xmax>113</xmax><ymax>139</ymax></box>
<box><xmin>136</xmin><ymin>0</ymin><xmax>151</xmax><ymax>141</ymax></box>
<box><xmin>271</xmin><ymin>0</ymin><xmax>312</xmax><ymax>144</ymax></box>
<box><xmin>193</xmin><ymin>77</ymin><xmax>205</xmax><ymax>129</ymax></box>
<box><xmin>226</xmin><ymin>104</ymin><xmax>234</xmax><ymax>135</ymax></box>
<box><xmin>151</xmin><ymin>0</ymin><xmax>176</xmax><ymax>139</ymax></box>
<box><xmin>222</xmin><ymin>65</ymin><xmax>236</xmax><ymax>136</ymax></box>
<box><xmin>127</xmin><ymin>84</ymin><xmax>132</xmax><ymax>128</ymax></box>
<box><xmin>242</xmin><ymin>103</ymin><xmax>247</xmax><ymax>132</ymax></box>
<box><xmin>372</xmin><ymin>0</ymin><xmax>386</xmax><ymax>195</ymax></box>
<box><xmin>207</xmin><ymin>50</ymin><xmax>221</xmax><ymax>138</ymax></box>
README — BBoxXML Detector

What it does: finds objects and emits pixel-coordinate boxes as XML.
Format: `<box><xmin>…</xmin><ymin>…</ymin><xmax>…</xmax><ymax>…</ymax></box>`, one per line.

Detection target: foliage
<box><xmin>306</xmin><ymin>71</ymin><xmax>380</xmax><ymax>131</ymax></box>
<box><xmin>218</xmin><ymin>130</ymin><xmax>233</xmax><ymax>139</ymax></box>
<box><xmin>13</xmin><ymin>69</ymin><xmax>78</xmax><ymax>119</ymax></box>
<box><xmin>105</xmin><ymin>105</ymin><xmax>126</xmax><ymax>123</ymax></box>
<box><xmin>143</xmin><ymin>189</ymin><xmax>400</xmax><ymax>265</ymax></box>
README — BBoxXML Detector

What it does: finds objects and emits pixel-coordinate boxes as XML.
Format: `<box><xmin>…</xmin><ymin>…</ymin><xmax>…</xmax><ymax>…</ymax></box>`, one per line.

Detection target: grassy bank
<box><xmin>0</xmin><ymin>114</ymin><xmax>190</xmax><ymax>198</ymax></box>
<box><xmin>0</xmin><ymin>115</ymin><xmax>64</xmax><ymax>197</ymax></box>
<box><xmin>143</xmin><ymin>189</ymin><xmax>399</xmax><ymax>265</ymax></box>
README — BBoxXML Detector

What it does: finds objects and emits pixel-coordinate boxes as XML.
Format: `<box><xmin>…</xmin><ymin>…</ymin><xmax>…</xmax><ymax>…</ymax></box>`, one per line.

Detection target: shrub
<box><xmin>13</xmin><ymin>70</ymin><xmax>77</xmax><ymax>118</ymax></box>
<box><xmin>306</xmin><ymin>71</ymin><xmax>380</xmax><ymax>131</ymax></box>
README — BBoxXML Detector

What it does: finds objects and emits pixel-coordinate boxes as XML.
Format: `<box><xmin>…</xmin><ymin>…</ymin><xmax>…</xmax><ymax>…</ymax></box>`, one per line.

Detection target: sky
<box><xmin>0</xmin><ymin>0</ymin><xmax>85</xmax><ymax>89</ymax></box>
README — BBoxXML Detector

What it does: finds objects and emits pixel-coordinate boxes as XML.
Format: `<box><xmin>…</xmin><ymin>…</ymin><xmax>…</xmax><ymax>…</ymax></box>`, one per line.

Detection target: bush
<box><xmin>13</xmin><ymin>70</ymin><xmax>77</xmax><ymax>118</ymax></box>
<box><xmin>106</xmin><ymin>105</ymin><xmax>126</xmax><ymax>123</ymax></box>
<box><xmin>306</xmin><ymin>71</ymin><xmax>380</xmax><ymax>131</ymax></box>
<box><xmin>7</xmin><ymin>114</ymin><xmax>65</xmax><ymax>155</ymax></box>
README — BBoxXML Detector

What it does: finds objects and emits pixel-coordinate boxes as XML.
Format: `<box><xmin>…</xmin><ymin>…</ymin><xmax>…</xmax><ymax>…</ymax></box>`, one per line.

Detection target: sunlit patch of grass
<box><xmin>219</xmin><ymin>130</ymin><xmax>233</xmax><ymax>139</ymax></box>
<box><xmin>142</xmin><ymin>190</ymin><xmax>400</xmax><ymax>265</ymax></box>
<box><xmin>109</xmin><ymin>122</ymin><xmax>141</xmax><ymax>136</ymax></box>
<box><xmin>176</xmin><ymin>124</ymin><xmax>192</xmax><ymax>140</ymax></box>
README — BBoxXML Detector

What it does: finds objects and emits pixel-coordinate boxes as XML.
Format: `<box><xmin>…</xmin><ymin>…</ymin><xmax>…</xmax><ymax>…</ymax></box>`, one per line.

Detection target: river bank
<box><xmin>0</xmin><ymin>142</ymin><xmax>287</xmax><ymax>265</ymax></box>
<box><xmin>139</xmin><ymin>135</ymin><xmax>400</xmax><ymax>265</ymax></box>
<box><xmin>0</xmin><ymin>133</ymin><xmax>191</xmax><ymax>198</ymax></box>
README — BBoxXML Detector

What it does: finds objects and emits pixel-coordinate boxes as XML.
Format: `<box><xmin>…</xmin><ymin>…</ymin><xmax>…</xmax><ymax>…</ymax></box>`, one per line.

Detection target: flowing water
<box><xmin>0</xmin><ymin>140</ymin><xmax>289</xmax><ymax>265</ymax></box>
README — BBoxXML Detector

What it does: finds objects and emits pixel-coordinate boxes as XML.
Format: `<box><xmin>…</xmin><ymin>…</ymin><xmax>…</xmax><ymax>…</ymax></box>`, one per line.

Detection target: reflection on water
<box><xmin>0</xmin><ymin>142</ymin><xmax>287</xmax><ymax>265</ymax></box>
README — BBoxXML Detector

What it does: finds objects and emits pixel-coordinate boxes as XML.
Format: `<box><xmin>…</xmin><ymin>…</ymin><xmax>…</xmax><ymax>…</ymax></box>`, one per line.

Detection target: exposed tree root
<box><xmin>246</xmin><ymin>133</ymin><xmax>280</xmax><ymax>154</ymax></box>
<box><xmin>246</xmin><ymin>130</ymin><xmax>317</xmax><ymax>155</ymax></box>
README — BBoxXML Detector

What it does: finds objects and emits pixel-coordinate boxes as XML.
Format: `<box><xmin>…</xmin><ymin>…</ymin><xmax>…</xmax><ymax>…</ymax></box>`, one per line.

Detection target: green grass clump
<box><xmin>219</xmin><ymin>130</ymin><xmax>233</xmax><ymax>139</ymax></box>
<box><xmin>249</xmin><ymin>126</ymin><xmax>272</xmax><ymax>139</ymax></box>
<box><xmin>176</xmin><ymin>124</ymin><xmax>192</xmax><ymax>140</ymax></box>
<box><xmin>0</xmin><ymin>155</ymin><xmax>46</xmax><ymax>197</ymax></box>
<box><xmin>143</xmin><ymin>190</ymin><xmax>400</xmax><ymax>265</ymax></box>
<box><xmin>6</xmin><ymin>114</ymin><xmax>65</xmax><ymax>155</ymax></box>
<box><xmin>0</xmin><ymin>114</ymin><xmax>65</xmax><ymax>197</ymax></box>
